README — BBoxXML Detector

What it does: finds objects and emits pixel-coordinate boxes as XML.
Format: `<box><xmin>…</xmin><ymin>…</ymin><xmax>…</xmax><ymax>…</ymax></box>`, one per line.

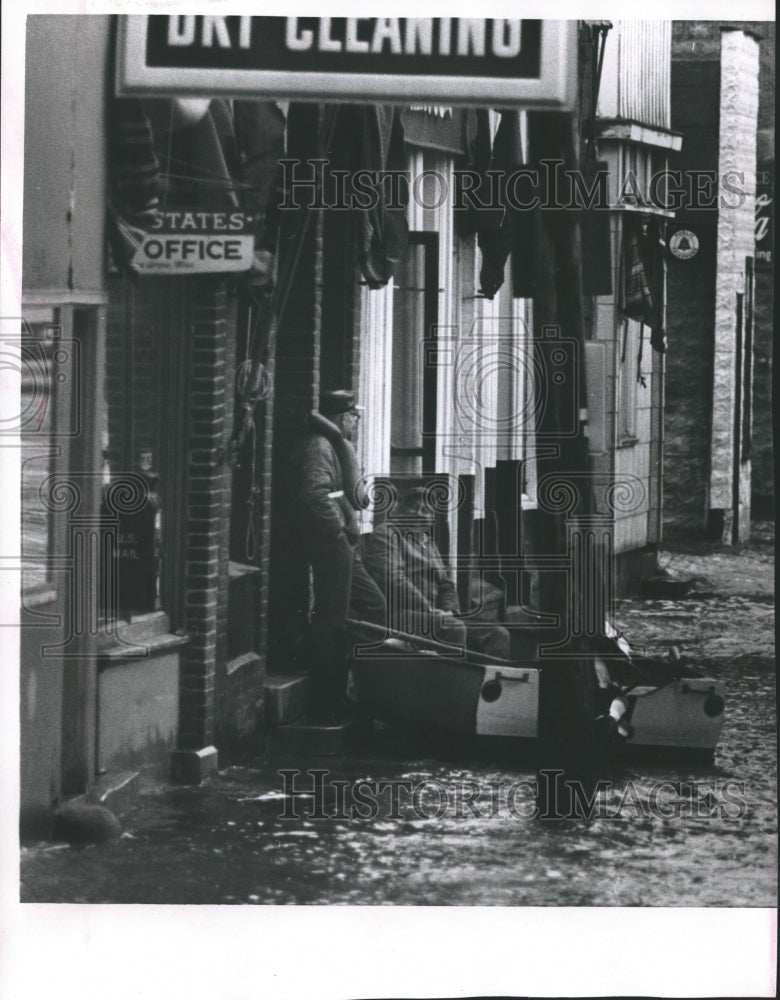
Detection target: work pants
<box><xmin>306</xmin><ymin>533</ymin><xmax>387</xmax><ymax>704</ymax></box>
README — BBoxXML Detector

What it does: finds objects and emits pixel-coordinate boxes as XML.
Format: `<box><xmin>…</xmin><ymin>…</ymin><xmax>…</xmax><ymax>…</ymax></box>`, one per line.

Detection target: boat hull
<box><xmin>349</xmin><ymin>642</ymin><xmax>725</xmax><ymax>757</ymax></box>
<box><xmin>627</xmin><ymin>678</ymin><xmax>726</xmax><ymax>753</ymax></box>
<box><xmin>351</xmin><ymin>647</ymin><xmax>539</xmax><ymax>738</ymax></box>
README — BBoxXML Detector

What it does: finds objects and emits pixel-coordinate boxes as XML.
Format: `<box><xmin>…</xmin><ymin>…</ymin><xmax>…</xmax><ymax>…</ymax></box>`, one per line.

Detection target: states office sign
<box><xmin>117</xmin><ymin>16</ymin><xmax>576</xmax><ymax>109</ymax></box>
<box><xmin>128</xmin><ymin>211</ymin><xmax>255</xmax><ymax>275</ymax></box>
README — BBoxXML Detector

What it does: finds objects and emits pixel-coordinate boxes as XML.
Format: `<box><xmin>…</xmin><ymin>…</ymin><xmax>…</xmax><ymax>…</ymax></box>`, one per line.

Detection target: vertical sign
<box><xmin>755</xmin><ymin>163</ymin><xmax>773</xmax><ymax>269</ymax></box>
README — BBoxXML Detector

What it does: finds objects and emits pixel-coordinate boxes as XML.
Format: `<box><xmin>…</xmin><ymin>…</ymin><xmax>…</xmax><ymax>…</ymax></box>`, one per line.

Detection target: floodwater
<box><xmin>21</xmin><ymin>531</ymin><xmax>776</xmax><ymax>906</ymax></box>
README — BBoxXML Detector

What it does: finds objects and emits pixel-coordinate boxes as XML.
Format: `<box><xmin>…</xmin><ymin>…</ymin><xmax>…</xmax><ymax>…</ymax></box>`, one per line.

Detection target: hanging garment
<box><xmin>621</xmin><ymin>215</ymin><xmax>666</xmax><ymax>354</ymax></box>
<box><xmin>648</xmin><ymin>217</ymin><xmax>668</xmax><ymax>354</ymax></box>
<box><xmin>349</xmin><ymin>106</ymin><xmax>409</xmax><ymax>290</ymax></box>
<box><xmin>329</xmin><ymin>105</ymin><xmax>409</xmax><ymax>290</ymax></box>
<box><xmin>106</xmin><ymin>99</ymin><xmax>161</xmax><ymax>267</ymax></box>
<box><xmin>109</xmin><ymin>98</ymin><xmax>161</xmax><ymax>222</ymax></box>
<box><xmin>457</xmin><ymin>110</ymin><xmax>535</xmax><ymax>300</ymax></box>
<box><xmin>234</xmin><ymin>101</ymin><xmax>287</xmax><ymax>284</ymax></box>
<box><xmin>455</xmin><ymin>109</ymin><xmax>492</xmax><ymax>241</ymax></box>
<box><xmin>622</xmin><ymin>218</ymin><xmax>654</xmax><ymax>321</ymax></box>
<box><xmin>469</xmin><ymin>111</ymin><xmax>526</xmax><ymax>300</ymax></box>
<box><xmin>234</xmin><ymin>102</ymin><xmax>286</xmax><ymax>227</ymax></box>
<box><xmin>478</xmin><ymin>112</ymin><xmax>522</xmax><ymax>299</ymax></box>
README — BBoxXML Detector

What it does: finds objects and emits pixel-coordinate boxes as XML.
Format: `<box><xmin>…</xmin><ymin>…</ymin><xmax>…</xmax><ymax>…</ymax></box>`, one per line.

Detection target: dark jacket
<box><xmin>290</xmin><ymin>432</ymin><xmax>359</xmax><ymax>544</ymax></box>
<box><xmin>363</xmin><ymin>520</ymin><xmax>460</xmax><ymax>625</ymax></box>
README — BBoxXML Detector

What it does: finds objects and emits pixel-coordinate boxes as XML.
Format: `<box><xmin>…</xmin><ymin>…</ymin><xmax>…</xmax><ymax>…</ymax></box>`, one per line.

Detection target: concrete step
<box><xmin>267</xmin><ymin>718</ymin><xmax>359</xmax><ymax>756</ymax></box>
<box><xmin>264</xmin><ymin>673</ymin><xmax>311</xmax><ymax>726</ymax></box>
<box><xmin>89</xmin><ymin>770</ymin><xmax>140</xmax><ymax>816</ymax></box>
<box><xmin>96</xmin><ymin>611</ymin><xmax>174</xmax><ymax>651</ymax></box>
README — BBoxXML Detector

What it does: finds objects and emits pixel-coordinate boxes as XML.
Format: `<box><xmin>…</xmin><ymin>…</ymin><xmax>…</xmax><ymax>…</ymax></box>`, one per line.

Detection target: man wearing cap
<box><xmin>289</xmin><ymin>389</ymin><xmax>386</xmax><ymax>711</ymax></box>
<box><xmin>363</xmin><ymin>484</ymin><xmax>511</xmax><ymax>660</ymax></box>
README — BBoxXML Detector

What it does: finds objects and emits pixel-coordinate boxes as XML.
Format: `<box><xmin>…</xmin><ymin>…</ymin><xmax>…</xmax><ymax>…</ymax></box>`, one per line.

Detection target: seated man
<box><xmin>363</xmin><ymin>485</ymin><xmax>511</xmax><ymax>660</ymax></box>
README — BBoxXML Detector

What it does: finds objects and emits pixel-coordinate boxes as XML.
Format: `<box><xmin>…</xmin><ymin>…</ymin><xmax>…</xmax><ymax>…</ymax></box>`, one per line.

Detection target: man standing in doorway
<box><xmin>290</xmin><ymin>389</ymin><xmax>386</xmax><ymax>715</ymax></box>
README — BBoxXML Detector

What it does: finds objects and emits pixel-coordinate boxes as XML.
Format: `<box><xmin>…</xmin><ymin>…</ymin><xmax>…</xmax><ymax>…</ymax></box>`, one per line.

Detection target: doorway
<box><xmin>390</xmin><ymin>231</ymin><xmax>439</xmax><ymax>475</ymax></box>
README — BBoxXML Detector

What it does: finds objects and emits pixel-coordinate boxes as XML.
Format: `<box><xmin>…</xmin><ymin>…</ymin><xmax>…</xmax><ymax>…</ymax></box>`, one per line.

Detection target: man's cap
<box><xmin>397</xmin><ymin>484</ymin><xmax>431</xmax><ymax>509</ymax></box>
<box><xmin>399</xmin><ymin>484</ymin><xmax>427</xmax><ymax>501</ymax></box>
<box><xmin>320</xmin><ymin>389</ymin><xmax>363</xmax><ymax>416</ymax></box>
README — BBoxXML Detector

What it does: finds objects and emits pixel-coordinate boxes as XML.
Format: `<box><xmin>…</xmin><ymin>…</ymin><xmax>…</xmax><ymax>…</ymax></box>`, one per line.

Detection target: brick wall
<box><xmin>321</xmin><ymin>206</ymin><xmax>360</xmax><ymax>392</ymax></box>
<box><xmin>268</xmin><ymin>104</ymin><xmax>324</xmax><ymax>668</ymax></box>
<box><xmin>255</xmin><ymin>379</ymin><xmax>275</xmax><ymax>684</ymax></box>
<box><xmin>217</xmin><ymin>292</ymin><xmax>275</xmax><ymax>750</ymax></box>
<box><xmin>178</xmin><ymin>277</ymin><xmax>230</xmax><ymax>750</ymax></box>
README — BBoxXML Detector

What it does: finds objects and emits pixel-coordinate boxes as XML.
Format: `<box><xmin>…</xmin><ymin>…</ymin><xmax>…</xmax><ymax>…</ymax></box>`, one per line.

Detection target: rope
<box><xmin>244</xmin><ymin>420</ymin><xmax>258</xmax><ymax>562</ymax></box>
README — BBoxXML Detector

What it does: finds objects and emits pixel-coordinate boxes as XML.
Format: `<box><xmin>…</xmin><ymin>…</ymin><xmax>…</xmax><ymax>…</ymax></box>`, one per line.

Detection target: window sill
<box><xmin>95</xmin><ymin>610</ymin><xmax>188</xmax><ymax>659</ymax></box>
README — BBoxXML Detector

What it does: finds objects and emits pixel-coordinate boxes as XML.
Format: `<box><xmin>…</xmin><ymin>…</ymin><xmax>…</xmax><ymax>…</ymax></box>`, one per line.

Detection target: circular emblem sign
<box><xmin>669</xmin><ymin>229</ymin><xmax>700</xmax><ymax>260</ymax></box>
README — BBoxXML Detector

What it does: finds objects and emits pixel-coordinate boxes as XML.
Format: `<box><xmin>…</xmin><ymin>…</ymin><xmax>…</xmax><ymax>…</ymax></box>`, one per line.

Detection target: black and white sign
<box><xmin>129</xmin><ymin>210</ymin><xmax>255</xmax><ymax>274</ymax></box>
<box><xmin>116</xmin><ymin>16</ymin><xmax>576</xmax><ymax>109</ymax></box>
<box><xmin>669</xmin><ymin>228</ymin><xmax>700</xmax><ymax>260</ymax></box>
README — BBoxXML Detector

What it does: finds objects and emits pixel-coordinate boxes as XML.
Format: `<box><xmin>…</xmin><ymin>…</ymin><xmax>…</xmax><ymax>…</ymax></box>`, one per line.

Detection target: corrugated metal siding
<box><xmin>617</xmin><ymin>21</ymin><xmax>671</xmax><ymax>129</ymax></box>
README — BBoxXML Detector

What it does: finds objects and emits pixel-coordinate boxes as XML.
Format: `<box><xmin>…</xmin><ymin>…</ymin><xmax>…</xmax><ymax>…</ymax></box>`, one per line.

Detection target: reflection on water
<box><xmin>22</xmin><ymin>646</ymin><xmax>776</xmax><ymax>907</ymax></box>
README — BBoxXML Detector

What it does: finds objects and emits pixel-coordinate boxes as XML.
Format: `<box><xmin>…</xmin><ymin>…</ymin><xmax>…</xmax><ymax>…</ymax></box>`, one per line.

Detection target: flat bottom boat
<box><xmin>346</xmin><ymin>618</ymin><xmax>725</xmax><ymax>761</ymax></box>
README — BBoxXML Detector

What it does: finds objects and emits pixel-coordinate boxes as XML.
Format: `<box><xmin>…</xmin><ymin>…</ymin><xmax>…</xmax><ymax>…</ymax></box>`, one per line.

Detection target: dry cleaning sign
<box><xmin>131</xmin><ymin>211</ymin><xmax>254</xmax><ymax>274</ymax></box>
<box><xmin>117</xmin><ymin>16</ymin><xmax>575</xmax><ymax>109</ymax></box>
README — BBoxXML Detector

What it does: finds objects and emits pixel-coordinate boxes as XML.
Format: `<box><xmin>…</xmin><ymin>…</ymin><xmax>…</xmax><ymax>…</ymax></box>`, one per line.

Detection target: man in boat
<box><xmin>363</xmin><ymin>484</ymin><xmax>511</xmax><ymax>659</ymax></box>
<box><xmin>289</xmin><ymin>389</ymin><xmax>387</xmax><ymax>711</ymax></box>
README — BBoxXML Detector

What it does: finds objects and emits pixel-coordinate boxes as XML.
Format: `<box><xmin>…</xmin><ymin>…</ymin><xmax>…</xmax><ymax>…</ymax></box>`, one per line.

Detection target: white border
<box><xmin>117</xmin><ymin>16</ymin><xmax>577</xmax><ymax>109</ymax></box>
<box><xmin>2</xmin><ymin>2</ymin><xmax>777</xmax><ymax>1000</ymax></box>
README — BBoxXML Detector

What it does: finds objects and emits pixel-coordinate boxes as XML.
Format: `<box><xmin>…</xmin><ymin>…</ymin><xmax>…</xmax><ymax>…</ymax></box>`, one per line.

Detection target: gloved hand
<box><xmin>342</xmin><ymin>524</ymin><xmax>360</xmax><ymax>546</ymax></box>
<box><xmin>433</xmin><ymin>608</ymin><xmax>458</xmax><ymax>628</ymax></box>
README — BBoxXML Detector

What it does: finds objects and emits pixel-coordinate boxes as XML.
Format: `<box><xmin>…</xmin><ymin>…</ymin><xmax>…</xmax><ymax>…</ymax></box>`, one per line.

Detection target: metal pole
<box><xmin>529</xmin><ymin>94</ymin><xmax>598</xmax><ymax>820</ymax></box>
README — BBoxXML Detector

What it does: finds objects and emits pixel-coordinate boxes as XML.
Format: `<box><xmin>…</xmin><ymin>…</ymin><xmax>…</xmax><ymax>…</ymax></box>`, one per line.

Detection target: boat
<box><xmin>346</xmin><ymin>616</ymin><xmax>726</xmax><ymax>761</ymax></box>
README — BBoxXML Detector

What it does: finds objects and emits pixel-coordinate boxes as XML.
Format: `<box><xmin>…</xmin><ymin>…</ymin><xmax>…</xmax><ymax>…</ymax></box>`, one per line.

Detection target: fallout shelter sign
<box><xmin>116</xmin><ymin>16</ymin><xmax>576</xmax><ymax>109</ymax></box>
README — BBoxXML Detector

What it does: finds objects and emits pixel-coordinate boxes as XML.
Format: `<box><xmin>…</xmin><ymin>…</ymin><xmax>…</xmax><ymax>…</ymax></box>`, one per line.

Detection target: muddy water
<box><xmin>21</xmin><ymin>539</ymin><xmax>776</xmax><ymax>906</ymax></box>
